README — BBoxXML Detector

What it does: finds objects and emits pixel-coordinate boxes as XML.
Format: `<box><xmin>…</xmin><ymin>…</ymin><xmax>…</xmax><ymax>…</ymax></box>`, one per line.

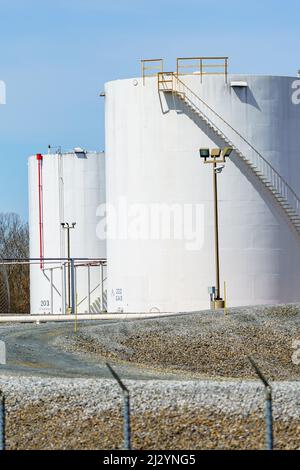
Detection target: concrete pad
<box><xmin>0</xmin><ymin>312</ymin><xmax>183</xmax><ymax>323</ymax></box>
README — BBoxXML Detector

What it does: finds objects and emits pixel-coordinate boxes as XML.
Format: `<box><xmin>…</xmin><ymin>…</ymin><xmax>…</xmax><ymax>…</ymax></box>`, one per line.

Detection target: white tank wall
<box><xmin>105</xmin><ymin>74</ymin><xmax>300</xmax><ymax>313</ymax></box>
<box><xmin>28</xmin><ymin>151</ymin><xmax>106</xmax><ymax>314</ymax></box>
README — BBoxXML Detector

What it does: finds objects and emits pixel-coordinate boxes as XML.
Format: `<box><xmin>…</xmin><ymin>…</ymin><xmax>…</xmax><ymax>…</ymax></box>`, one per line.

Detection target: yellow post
<box><xmin>74</xmin><ymin>293</ymin><xmax>78</xmax><ymax>333</ymax></box>
<box><xmin>224</xmin><ymin>281</ymin><xmax>228</xmax><ymax>315</ymax></box>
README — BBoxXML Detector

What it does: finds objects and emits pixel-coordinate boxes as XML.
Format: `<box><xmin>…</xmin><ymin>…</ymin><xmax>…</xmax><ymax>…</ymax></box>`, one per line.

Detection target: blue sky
<box><xmin>0</xmin><ymin>0</ymin><xmax>299</xmax><ymax>220</ymax></box>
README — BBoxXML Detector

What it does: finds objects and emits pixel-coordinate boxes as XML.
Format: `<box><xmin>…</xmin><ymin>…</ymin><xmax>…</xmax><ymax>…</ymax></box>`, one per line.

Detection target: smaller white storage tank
<box><xmin>28</xmin><ymin>149</ymin><xmax>106</xmax><ymax>314</ymax></box>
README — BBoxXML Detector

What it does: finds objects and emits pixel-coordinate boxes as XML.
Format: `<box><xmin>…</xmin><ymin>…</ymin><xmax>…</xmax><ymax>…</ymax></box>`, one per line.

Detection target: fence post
<box><xmin>106</xmin><ymin>363</ymin><xmax>131</xmax><ymax>450</ymax></box>
<box><xmin>265</xmin><ymin>385</ymin><xmax>273</xmax><ymax>450</ymax></box>
<box><xmin>50</xmin><ymin>268</ymin><xmax>54</xmax><ymax>314</ymax></box>
<box><xmin>70</xmin><ymin>258</ymin><xmax>75</xmax><ymax>315</ymax></box>
<box><xmin>87</xmin><ymin>265</ymin><xmax>91</xmax><ymax>313</ymax></box>
<box><xmin>223</xmin><ymin>281</ymin><xmax>227</xmax><ymax>315</ymax></box>
<box><xmin>248</xmin><ymin>357</ymin><xmax>274</xmax><ymax>450</ymax></box>
<box><xmin>0</xmin><ymin>391</ymin><xmax>5</xmax><ymax>451</ymax></box>
<box><xmin>100</xmin><ymin>263</ymin><xmax>104</xmax><ymax>312</ymax></box>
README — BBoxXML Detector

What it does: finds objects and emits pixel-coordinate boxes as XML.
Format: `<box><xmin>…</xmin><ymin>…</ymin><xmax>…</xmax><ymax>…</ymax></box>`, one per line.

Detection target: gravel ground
<box><xmin>55</xmin><ymin>304</ymin><xmax>300</xmax><ymax>380</ymax></box>
<box><xmin>2</xmin><ymin>304</ymin><xmax>300</xmax><ymax>449</ymax></box>
<box><xmin>1</xmin><ymin>376</ymin><xmax>300</xmax><ymax>450</ymax></box>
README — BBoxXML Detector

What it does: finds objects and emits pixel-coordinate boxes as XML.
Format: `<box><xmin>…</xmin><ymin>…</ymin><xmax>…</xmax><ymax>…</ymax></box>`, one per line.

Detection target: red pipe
<box><xmin>36</xmin><ymin>153</ymin><xmax>44</xmax><ymax>269</ymax></box>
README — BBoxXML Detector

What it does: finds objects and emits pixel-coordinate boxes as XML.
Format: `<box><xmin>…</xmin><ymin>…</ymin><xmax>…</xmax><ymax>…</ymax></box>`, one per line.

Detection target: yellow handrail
<box><xmin>176</xmin><ymin>57</ymin><xmax>228</xmax><ymax>82</ymax></box>
<box><xmin>141</xmin><ymin>59</ymin><xmax>163</xmax><ymax>85</ymax></box>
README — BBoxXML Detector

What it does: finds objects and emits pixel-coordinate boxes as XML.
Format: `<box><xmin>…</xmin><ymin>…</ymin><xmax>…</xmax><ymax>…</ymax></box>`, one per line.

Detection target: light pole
<box><xmin>61</xmin><ymin>222</ymin><xmax>76</xmax><ymax>311</ymax></box>
<box><xmin>199</xmin><ymin>147</ymin><xmax>232</xmax><ymax>309</ymax></box>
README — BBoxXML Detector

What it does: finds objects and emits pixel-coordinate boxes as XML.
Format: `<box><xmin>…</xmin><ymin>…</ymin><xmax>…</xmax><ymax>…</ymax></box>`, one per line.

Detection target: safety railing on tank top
<box><xmin>141</xmin><ymin>59</ymin><xmax>163</xmax><ymax>85</ymax></box>
<box><xmin>176</xmin><ymin>56</ymin><xmax>228</xmax><ymax>83</ymax></box>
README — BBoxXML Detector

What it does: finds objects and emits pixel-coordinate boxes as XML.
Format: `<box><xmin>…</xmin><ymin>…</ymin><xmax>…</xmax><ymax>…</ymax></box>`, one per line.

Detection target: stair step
<box><xmin>288</xmin><ymin>212</ymin><xmax>300</xmax><ymax>217</ymax></box>
<box><xmin>277</xmin><ymin>203</ymin><xmax>290</xmax><ymax>208</ymax></box>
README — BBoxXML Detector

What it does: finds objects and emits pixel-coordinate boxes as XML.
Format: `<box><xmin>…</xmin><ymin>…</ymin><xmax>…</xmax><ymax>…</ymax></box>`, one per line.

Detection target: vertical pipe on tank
<box><xmin>58</xmin><ymin>150</ymin><xmax>65</xmax><ymax>260</ymax></box>
<box><xmin>36</xmin><ymin>154</ymin><xmax>44</xmax><ymax>270</ymax></box>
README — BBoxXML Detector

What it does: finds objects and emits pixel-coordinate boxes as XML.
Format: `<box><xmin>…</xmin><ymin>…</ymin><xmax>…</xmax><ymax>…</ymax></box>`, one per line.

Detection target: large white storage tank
<box><xmin>28</xmin><ymin>150</ymin><xmax>106</xmax><ymax>314</ymax></box>
<box><xmin>105</xmin><ymin>72</ymin><xmax>300</xmax><ymax>313</ymax></box>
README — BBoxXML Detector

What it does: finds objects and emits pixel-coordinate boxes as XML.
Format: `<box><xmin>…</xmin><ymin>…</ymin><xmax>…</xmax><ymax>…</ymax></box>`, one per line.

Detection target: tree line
<box><xmin>0</xmin><ymin>213</ymin><xmax>29</xmax><ymax>313</ymax></box>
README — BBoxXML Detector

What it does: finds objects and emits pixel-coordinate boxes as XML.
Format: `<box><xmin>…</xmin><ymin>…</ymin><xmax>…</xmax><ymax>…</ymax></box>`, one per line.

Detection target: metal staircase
<box><xmin>158</xmin><ymin>72</ymin><xmax>300</xmax><ymax>233</ymax></box>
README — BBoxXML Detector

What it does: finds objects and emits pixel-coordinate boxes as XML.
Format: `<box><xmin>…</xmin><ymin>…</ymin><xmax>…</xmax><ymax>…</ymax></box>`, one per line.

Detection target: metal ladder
<box><xmin>158</xmin><ymin>72</ymin><xmax>300</xmax><ymax>233</ymax></box>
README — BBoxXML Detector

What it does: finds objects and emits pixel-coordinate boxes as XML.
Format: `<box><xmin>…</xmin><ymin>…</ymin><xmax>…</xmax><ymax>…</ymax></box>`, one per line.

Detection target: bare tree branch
<box><xmin>0</xmin><ymin>213</ymin><xmax>29</xmax><ymax>313</ymax></box>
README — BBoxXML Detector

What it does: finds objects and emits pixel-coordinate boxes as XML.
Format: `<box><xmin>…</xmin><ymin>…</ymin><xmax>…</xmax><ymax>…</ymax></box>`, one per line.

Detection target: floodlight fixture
<box><xmin>211</xmin><ymin>148</ymin><xmax>222</xmax><ymax>158</ymax></box>
<box><xmin>199</xmin><ymin>148</ymin><xmax>210</xmax><ymax>159</ymax></box>
<box><xmin>223</xmin><ymin>147</ymin><xmax>233</xmax><ymax>158</ymax></box>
